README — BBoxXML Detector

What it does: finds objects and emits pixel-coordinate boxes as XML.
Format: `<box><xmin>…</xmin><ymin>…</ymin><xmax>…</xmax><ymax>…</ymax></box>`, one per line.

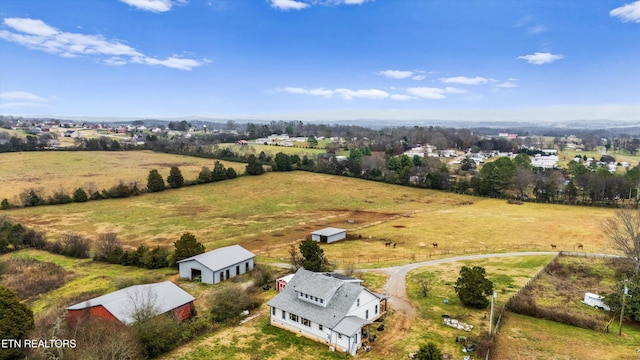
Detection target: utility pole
<box><xmin>619</xmin><ymin>285</ymin><xmax>629</xmax><ymax>336</ymax></box>
<box><xmin>489</xmin><ymin>291</ymin><xmax>497</xmax><ymax>334</ymax></box>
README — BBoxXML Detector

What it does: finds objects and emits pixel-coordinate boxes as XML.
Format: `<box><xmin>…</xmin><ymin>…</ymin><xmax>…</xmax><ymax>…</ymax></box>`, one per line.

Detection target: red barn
<box><xmin>66</xmin><ymin>281</ymin><xmax>195</xmax><ymax>326</ymax></box>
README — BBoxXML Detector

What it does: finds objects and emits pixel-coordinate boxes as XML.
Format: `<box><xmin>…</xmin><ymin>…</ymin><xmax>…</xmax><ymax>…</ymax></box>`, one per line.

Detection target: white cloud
<box><xmin>269</xmin><ymin>0</ymin><xmax>309</xmax><ymax>10</ymax></box>
<box><xmin>0</xmin><ymin>91</ymin><xmax>48</xmax><ymax>102</ymax></box>
<box><xmin>277</xmin><ymin>86</ymin><xmax>389</xmax><ymax>100</ymax></box>
<box><xmin>268</xmin><ymin>0</ymin><xmax>371</xmax><ymax>11</ymax></box>
<box><xmin>444</xmin><ymin>87</ymin><xmax>467</xmax><ymax>94</ymax></box>
<box><xmin>335</xmin><ymin>88</ymin><xmax>389</xmax><ymax>100</ymax></box>
<box><xmin>377</xmin><ymin>70</ymin><xmax>414</xmax><ymax>79</ymax></box>
<box><xmin>494</xmin><ymin>81</ymin><xmax>518</xmax><ymax>88</ymax></box>
<box><xmin>390</xmin><ymin>94</ymin><xmax>416</xmax><ymax>101</ymax></box>
<box><xmin>278</xmin><ymin>87</ymin><xmax>334</xmax><ymax>97</ymax></box>
<box><xmin>377</xmin><ymin>69</ymin><xmax>427</xmax><ymax>81</ymax></box>
<box><xmin>120</xmin><ymin>0</ymin><xmax>173</xmax><ymax>13</ymax></box>
<box><xmin>439</xmin><ymin>76</ymin><xmax>488</xmax><ymax>85</ymax></box>
<box><xmin>517</xmin><ymin>52</ymin><xmax>564</xmax><ymax>65</ymax></box>
<box><xmin>406</xmin><ymin>87</ymin><xmax>446</xmax><ymax>99</ymax></box>
<box><xmin>0</xmin><ymin>91</ymin><xmax>52</xmax><ymax>109</ymax></box>
<box><xmin>3</xmin><ymin>18</ymin><xmax>58</xmax><ymax>36</ymax></box>
<box><xmin>0</xmin><ymin>18</ymin><xmax>207</xmax><ymax>70</ymax></box>
<box><xmin>527</xmin><ymin>25</ymin><xmax>547</xmax><ymax>34</ymax></box>
<box><xmin>610</xmin><ymin>1</ymin><xmax>640</xmax><ymax>23</ymax></box>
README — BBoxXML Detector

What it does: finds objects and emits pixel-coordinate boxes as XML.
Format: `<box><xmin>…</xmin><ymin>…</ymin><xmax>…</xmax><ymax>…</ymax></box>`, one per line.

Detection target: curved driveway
<box><xmin>367</xmin><ymin>251</ymin><xmax>560</xmax><ymax>316</ymax></box>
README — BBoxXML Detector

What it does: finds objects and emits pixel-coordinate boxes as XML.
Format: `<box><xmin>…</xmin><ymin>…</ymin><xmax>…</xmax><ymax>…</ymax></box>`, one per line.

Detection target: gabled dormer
<box><xmin>291</xmin><ymin>272</ymin><xmax>343</xmax><ymax>308</ymax></box>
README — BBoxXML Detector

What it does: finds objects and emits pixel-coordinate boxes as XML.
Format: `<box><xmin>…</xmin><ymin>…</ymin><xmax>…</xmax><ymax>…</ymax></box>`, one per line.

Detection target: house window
<box><xmin>319</xmin><ymin>324</ymin><xmax>323</xmax><ymax>331</ymax></box>
<box><xmin>305</xmin><ymin>294</ymin><xmax>308</xmax><ymax>298</ymax></box>
<box><xmin>365</xmin><ymin>310</ymin><xmax>369</xmax><ymax>319</ymax></box>
<box><xmin>357</xmin><ymin>298</ymin><xmax>360</xmax><ymax>307</ymax></box>
<box><xmin>282</xmin><ymin>310</ymin><xmax>285</xmax><ymax>319</ymax></box>
<box><xmin>320</xmin><ymin>299</ymin><xmax>323</xmax><ymax>304</ymax></box>
<box><xmin>301</xmin><ymin>318</ymin><xmax>311</xmax><ymax>327</ymax></box>
<box><xmin>272</xmin><ymin>307</ymin><xmax>276</xmax><ymax>316</ymax></box>
<box><xmin>338</xmin><ymin>334</ymin><xmax>342</xmax><ymax>339</ymax></box>
<box><xmin>375</xmin><ymin>305</ymin><xmax>379</xmax><ymax>314</ymax></box>
<box><xmin>289</xmin><ymin>313</ymin><xmax>299</xmax><ymax>322</ymax></box>
<box><xmin>246</xmin><ymin>262</ymin><xmax>249</xmax><ymax>272</ymax></box>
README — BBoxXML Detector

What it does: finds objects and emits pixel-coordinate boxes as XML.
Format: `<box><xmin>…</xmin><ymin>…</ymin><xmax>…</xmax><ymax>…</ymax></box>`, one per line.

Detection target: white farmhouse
<box><xmin>267</xmin><ymin>269</ymin><xmax>388</xmax><ymax>356</ymax></box>
<box><xmin>177</xmin><ymin>245</ymin><xmax>255</xmax><ymax>284</ymax></box>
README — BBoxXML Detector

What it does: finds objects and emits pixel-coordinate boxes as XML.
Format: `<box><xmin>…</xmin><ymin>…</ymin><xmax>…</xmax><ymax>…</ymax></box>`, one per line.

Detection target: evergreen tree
<box><xmin>212</xmin><ymin>161</ymin><xmax>227</xmax><ymax>181</ymax></box>
<box><xmin>0</xmin><ymin>286</ymin><xmax>34</xmax><ymax>360</ymax></box>
<box><xmin>454</xmin><ymin>266</ymin><xmax>494</xmax><ymax>309</ymax></box>
<box><xmin>197</xmin><ymin>166</ymin><xmax>212</xmax><ymax>184</ymax></box>
<box><xmin>246</xmin><ymin>155</ymin><xmax>265</xmax><ymax>175</ymax></box>
<box><xmin>166</xmin><ymin>166</ymin><xmax>184</xmax><ymax>188</ymax></box>
<box><xmin>73</xmin><ymin>187</ymin><xmax>88</xmax><ymax>202</ymax></box>
<box><xmin>226</xmin><ymin>167</ymin><xmax>237</xmax><ymax>179</ymax></box>
<box><xmin>274</xmin><ymin>152</ymin><xmax>292</xmax><ymax>171</ymax></box>
<box><xmin>173</xmin><ymin>232</ymin><xmax>205</xmax><ymax>262</ymax></box>
<box><xmin>147</xmin><ymin>169</ymin><xmax>165</xmax><ymax>192</ymax></box>
<box><xmin>299</xmin><ymin>239</ymin><xmax>325</xmax><ymax>272</ymax></box>
<box><xmin>415</xmin><ymin>342</ymin><xmax>443</xmax><ymax>360</ymax></box>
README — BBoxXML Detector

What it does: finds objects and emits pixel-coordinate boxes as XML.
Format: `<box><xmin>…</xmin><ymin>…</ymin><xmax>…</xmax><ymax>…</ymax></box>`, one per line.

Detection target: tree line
<box><xmin>1</xmin><ymin>162</ymin><xmax>238</xmax><ymax>209</ymax></box>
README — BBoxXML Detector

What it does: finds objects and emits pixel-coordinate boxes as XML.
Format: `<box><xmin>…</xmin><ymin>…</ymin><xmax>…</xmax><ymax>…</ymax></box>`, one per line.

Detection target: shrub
<box><xmin>209</xmin><ymin>284</ymin><xmax>261</xmax><ymax>324</ymax></box>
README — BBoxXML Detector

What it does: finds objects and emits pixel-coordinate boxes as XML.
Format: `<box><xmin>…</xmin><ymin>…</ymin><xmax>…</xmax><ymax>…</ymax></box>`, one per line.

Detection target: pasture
<box><xmin>2</xmin><ymin>164</ymin><xmax>618</xmax><ymax>264</ymax></box>
<box><xmin>0</xmin><ymin>151</ymin><xmax>241</xmax><ymax>203</ymax></box>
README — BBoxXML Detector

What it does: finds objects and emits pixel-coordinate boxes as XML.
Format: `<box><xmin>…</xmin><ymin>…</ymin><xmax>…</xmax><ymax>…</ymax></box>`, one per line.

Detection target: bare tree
<box><xmin>289</xmin><ymin>243</ymin><xmax>302</xmax><ymax>271</ymax></box>
<box><xmin>94</xmin><ymin>232</ymin><xmax>121</xmax><ymax>260</ymax></box>
<box><xmin>603</xmin><ymin>209</ymin><xmax>640</xmax><ymax>275</ymax></box>
<box><xmin>127</xmin><ymin>286</ymin><xmax>160</xmax><ymax>324</ymax></box>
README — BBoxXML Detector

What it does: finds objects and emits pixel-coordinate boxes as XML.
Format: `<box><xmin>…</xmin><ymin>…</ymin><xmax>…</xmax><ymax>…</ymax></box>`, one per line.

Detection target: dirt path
<box><xmin>371</xmin><ymin>251</ymin><xmax>559</xmax><ymax>317</ymax></box>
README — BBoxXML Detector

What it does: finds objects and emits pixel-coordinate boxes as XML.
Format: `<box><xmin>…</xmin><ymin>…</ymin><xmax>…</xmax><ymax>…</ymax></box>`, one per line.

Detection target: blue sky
<box><xmin>0</xmin><ymin>0</ymin><xmax>639</xmax><ymax>122</ymax></box>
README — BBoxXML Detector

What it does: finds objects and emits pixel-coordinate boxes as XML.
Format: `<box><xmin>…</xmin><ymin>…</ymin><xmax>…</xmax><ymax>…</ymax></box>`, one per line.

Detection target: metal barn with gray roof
<box><xmin>177</xmin><ymin>244</ymin><xmax>255</xmax><ymax>284</ymax></box>
<box><xmin>267</xmin><ymin>268</ymin><xmax>387</xmax><ymax>356</ymax></box>
<box><xmin>311</xmin><ymin>227</ymin><xmax>347</xmax><ymax>244</ymax></box>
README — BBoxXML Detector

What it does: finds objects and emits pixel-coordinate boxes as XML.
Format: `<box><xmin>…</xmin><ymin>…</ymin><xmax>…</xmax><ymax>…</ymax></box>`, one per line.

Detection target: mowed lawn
<box><xmin>0</xmin><ymin>151</ymin><xmax>242</xmax><ymax>202</ymax></box>
<box><xmin>2</xmin><ymin>167</ymin><xmax>619</xmax><ymax>265</ymax></box>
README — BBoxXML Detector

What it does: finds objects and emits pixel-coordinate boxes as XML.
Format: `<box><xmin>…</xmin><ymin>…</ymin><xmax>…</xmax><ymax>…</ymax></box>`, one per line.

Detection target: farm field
<box><xmin>1</xmin><ymin>169</ymin><xmax>618</xmax><ymax>264</ymax></box>
<box><xmin>0</xmin><ymin>150</ymin><xmax>241</xmax><ymax>203</ymax></box>
<box><xmin>493</xmin><ymin>312</ymin><xmax>640</xmax><ymax>359</ymax></box>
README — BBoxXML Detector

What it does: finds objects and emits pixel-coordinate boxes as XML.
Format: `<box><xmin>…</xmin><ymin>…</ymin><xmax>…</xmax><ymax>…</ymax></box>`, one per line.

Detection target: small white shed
<box><xmin>177</xmin><ymin>245</ymin><xmax>255</xmax><ymax>284</ymax></box>
<box><xmin>311</xmin><ymin>227</ymin><xmax>347</xmax><ymax>244</ymax></box>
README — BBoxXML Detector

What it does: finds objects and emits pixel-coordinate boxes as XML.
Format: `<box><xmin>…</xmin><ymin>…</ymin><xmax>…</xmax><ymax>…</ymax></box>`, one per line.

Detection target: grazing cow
<box><xmin>385</xmin><ymin>241</ymin><xmax>392</xmax><ymax>247</ymax></box>
<box><xmin>393</xmin><ymin>243</ymin><xmax>397</xmax><ymax>248</ymax></box>
<box><xmin>577</xmin><ymin>243</ymin><xmax>584</xmax><ymax>250</ymax></box>
<box><xmin>550</xmin><ymin>244</ymin><xmax>557</xmax><ymax>249</ymax></box>
<box><xmin>432</xmin><ymin>243</ymin><xmax>438</xmax><ymax>248</ymax></box>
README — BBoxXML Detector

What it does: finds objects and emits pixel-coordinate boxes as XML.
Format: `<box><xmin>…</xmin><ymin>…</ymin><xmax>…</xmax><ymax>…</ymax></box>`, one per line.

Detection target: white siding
<box><xmin>179</xmin><ymin>258</ymin><xmax>254</xmax><ymax>285</ymax></box>
<box><xmin>347</xmin><ymin>290</ymin><xmax>382</xmax><ymax>321</ymax></box>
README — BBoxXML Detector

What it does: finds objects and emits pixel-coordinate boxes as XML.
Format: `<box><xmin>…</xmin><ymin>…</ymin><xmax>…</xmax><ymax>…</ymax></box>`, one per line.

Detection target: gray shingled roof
<box><xmin>311</xmin><ymin>227</ymin><xmax>346</xmax><ymax>236</ymax></box>
<box><xmin>267</xmin><ymin>269</ymin><xmax>365</xmax><ymax>331</ymax></box>
<box><xmin>66</xmin><ymin>281</ymin><xmax>195</xmax><ymax>325</ymax></box>
<box><xmin>333</xmin><ymin>316</ymin><xmax>371</xmax><ymax>336</ymax></box>
<box><xmin>177</xmin><ymin>244</ymin><xmax>255</xmax><ymax>272</ymax></box>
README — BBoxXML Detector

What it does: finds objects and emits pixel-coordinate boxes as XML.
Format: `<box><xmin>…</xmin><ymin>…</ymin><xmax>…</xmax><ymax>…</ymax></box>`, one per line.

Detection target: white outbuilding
<box><xmin>177</xmin><ymin>245</ymin><xmax>255</xmax><ymax>284</ymax></box>
<box><xmin>311</xmin><ymin>227</ymin><xmax>347</xmax><ymax>244</ymax></box>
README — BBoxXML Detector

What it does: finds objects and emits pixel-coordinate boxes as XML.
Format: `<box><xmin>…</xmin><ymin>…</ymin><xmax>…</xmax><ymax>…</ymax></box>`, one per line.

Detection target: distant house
<box><xmin>177</xmin><ymin>245</ymin><xmax>255</xmax><ymax>284</ymax></box>
<box><xmin>66</xmin><ymin>281</ymin><xmax>195</xmax><ymax>326</ymax></box>
<box><xmin>311</xmin><ymin>227</ymin><xmax>347</xmax><ymax>244</ymax></box>
<box><xmin>267</xmin><ymin>268</ymin><xmax>388</xmax><ymax>356</ymax></box>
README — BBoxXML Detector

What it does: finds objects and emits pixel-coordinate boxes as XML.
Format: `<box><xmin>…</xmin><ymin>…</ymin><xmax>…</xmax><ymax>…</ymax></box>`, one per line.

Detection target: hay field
<box><xmin>0</xmin><ymin>151</ymin><xmax>242</xmax><ymax>202</ymax></box>
<box><xmin>2</xmin><ymin>166</ymin><xmax>618</xmax><ymax>265</ymax></box>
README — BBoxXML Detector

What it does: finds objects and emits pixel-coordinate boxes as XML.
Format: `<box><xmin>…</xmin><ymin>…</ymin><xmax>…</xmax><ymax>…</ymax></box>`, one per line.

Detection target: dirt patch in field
<box><xmin>244</xmin><ymin>210</ymin><xmax>399</xmax><ymax>255</ymax></box>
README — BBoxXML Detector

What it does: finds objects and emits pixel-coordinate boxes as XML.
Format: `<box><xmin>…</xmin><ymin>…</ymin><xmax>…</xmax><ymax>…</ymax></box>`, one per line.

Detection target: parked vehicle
<box><xmin>583</xmin><ymin>292</ymin><xmax>610</xmax><ymax>311</ymax></box>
